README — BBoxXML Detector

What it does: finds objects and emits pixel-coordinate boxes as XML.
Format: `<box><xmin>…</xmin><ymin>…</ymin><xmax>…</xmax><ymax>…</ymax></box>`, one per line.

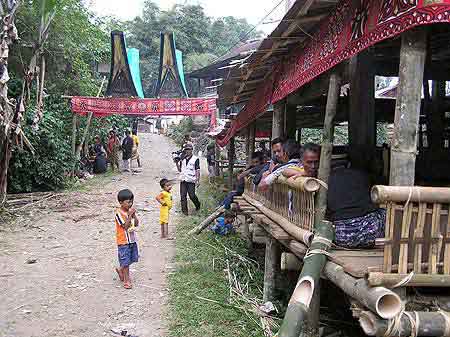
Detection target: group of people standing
<box><xmin>91</xmin><ymin>129</ymin><xmax>142</xmax><ymax>174</ymax></box>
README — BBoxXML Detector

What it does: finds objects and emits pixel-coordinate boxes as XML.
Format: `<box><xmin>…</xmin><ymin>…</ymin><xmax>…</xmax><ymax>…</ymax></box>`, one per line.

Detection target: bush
<box><xmin>8</xmin><ymin>98</ymin><xmax>75</xmax><ymax>193</ymax></box>
<box><xmin>8</xmin><ymin>96</ymin><xmax>129</xmax><ymax>193</ymax></box>
<box><xmin>167</xmin><ymin>117</ymin><xmax>194</xmax><ymax>146</ymax></box>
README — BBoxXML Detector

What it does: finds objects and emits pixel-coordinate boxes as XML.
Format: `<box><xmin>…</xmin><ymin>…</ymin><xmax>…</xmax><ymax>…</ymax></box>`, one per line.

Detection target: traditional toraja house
<box><xmin>204</xmin><ymin>1</ymin><xmax>450</xmax><ymax>336</ymax></box>
<box><xmin>155</xmin><ymin>32</ymin><xmax>189</xmax><ymax>98</ymax></box>
<box><xmin>69</xmin><ymin>31</ymin><xmax>216</xmax><ymax>154</ymax></box>
<box><xmin>106</xmin><ymin>31</ymin><xmax>144</xmax><ymax>98</ymax></box>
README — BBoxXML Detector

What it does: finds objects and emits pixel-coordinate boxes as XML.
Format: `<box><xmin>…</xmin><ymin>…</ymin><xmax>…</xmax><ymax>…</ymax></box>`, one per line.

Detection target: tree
<box><xmin>0</xmin><ymin>0</ymin><xmax>22</xmax><ymax>205</ymax></box>
<box><xmin>126</xmin><ymin>0</ymin><xmax>261</xmax><ymax>96</ymax></box>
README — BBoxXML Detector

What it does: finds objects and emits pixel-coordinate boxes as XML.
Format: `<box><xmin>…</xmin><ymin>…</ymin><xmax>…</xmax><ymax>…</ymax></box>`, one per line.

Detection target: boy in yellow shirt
<box><xmin>156</xmin><ymin>179</ymin><xmax>173</xmax><ymax>239</ymax></box>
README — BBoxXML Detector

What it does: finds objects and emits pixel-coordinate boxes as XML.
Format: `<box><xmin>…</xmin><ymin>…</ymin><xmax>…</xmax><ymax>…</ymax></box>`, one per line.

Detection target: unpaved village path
<box><xmin>0</xmin><ymin>134</ymin><xmax>180</xmax><ymax>337</ymax></box>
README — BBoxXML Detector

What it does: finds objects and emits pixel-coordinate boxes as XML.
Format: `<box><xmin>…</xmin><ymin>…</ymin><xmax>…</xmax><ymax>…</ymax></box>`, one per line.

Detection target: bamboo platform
<box><xmin>234</xmin><ymin>196</ymin><xmax>384</xmax><ymax>278</ymax></box>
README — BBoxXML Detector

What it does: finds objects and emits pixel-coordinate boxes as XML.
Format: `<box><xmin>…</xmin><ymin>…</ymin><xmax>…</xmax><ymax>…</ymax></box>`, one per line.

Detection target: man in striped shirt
<box><xmin>115</xmin><ymin>189</ymin><xmax>140</xmax><ymax>289</ymax></box>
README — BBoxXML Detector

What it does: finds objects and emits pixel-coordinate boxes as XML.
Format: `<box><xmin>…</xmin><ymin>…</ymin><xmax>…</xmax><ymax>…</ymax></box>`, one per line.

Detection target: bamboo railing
<box><xmin>370</xmin><ymin>185</ymin><xmax>450</xmax><ymax>284</ymax></box>
<box><xmin>244</xmin><ymin>176</ymin><xmax>320</xmax><ymax>231</ymax></box>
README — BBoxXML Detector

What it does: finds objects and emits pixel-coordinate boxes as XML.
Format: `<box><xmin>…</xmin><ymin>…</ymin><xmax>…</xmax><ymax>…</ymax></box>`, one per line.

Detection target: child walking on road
<box><xmin>115</xmin><ymin>189</ymin><xmax>140</xmax><ymax>289</ymax></box>
<box><xmin>156</xmin><ymin>179</ymin><xmax>173</xmax><ymax>239</ymax></box>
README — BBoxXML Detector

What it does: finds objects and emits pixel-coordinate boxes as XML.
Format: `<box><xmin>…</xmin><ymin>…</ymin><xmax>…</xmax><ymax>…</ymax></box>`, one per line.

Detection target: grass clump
<box><xmin>168</xmin><ymin>182</ymin><xmax>270</xmax><ymax>337</ymax></box>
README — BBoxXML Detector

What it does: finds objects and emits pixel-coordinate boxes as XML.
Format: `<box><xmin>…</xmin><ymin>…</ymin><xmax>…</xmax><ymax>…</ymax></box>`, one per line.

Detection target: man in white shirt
<box><xmin>176</xmin><ymin>143</ymin><xmax>201</xmax><ymax>215</ymax></box>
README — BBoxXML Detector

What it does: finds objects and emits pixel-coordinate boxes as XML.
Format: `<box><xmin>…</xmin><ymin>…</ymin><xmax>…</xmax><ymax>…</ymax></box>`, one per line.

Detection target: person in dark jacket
<box><xmin>122</xmin><ymin>130</ymin><xmax>134</xmax><ymax>172</ymax></box>
<box><xmin>93</xmin><ymin>136</ymin><xmax>107</xmax><ymax>174</ymax></box>
<box><xmin>327</xmin><ymin>161</ymin><xmax>385</xmax><ymax>248</ymax></box>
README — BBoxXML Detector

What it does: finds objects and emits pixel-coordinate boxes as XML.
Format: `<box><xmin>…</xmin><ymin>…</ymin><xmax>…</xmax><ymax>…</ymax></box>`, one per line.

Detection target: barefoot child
<box><xmin>115</xmin><ymin>189</ymin><xmax>140</xmax><ymax>289</ymax></box>
<box><xmin>156</xmin><ymin>179</ymin><xmax>173</xmax><ymax>239</ymax></box>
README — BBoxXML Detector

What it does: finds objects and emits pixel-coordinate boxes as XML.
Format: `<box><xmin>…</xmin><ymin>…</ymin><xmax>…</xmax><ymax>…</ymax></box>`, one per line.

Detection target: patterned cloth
<box><xmin>334</xmin><ymin>209</ymin><xmax>386</xmax><ymax>249</ymax></box>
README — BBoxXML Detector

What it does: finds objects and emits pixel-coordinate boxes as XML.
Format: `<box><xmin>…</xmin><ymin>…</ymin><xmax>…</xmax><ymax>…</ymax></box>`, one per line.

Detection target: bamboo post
<box><xmin>359</xmin><ymin>310</ymin><xmax>450</xmax><ymax>337</ymax></box>
<box><xmin>248</xmin><ymin>123</ymin><xmax>256</xmax><ymax>165</ymax></box>
<box><xmin>74</xmin><ymin>76</ymin><xmax>106</xmax><ymax>160</ymax></box>
<box><xmin>71</xmin><ymin>114</ymin><xmax>78</xmax><ymax>156</ymax></box>
<box><xmin>245</xmin><ymin>127</ymin><xmax>251</xmax><ymax>165</ymax></box>
<box><xmin>278</xmin><ymin>69</ymin><xmax>341</xmax><ymax>337</ymax></box>
<box><xmin>228</xmin><ymin>137</ymin><xmax>235</xmax><ymax>190</ymax></box>
<box><xmin>272</xmin><ymin>100</ymin><xmax>285</xmax><ymax>139</ymax></box>
<box><xmin>215</xmin><ymin>142</ymin><xmax>220</xmax><ymax>178</ymax></box>
<box><xmin>263</xmin><ymin>236</ymin><xmax>281</xmax><ymax>302</ymax></box>
<box><xmin>389</xmin><ymin>29</ymin><xmax>427</xmax><ymax>186</ymax></box>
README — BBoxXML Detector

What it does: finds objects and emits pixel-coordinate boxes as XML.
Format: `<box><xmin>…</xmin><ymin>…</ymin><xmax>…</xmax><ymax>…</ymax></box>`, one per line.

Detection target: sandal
<box><xmin>115</xmin><ymin>268</ymin><xmax>124</xmax><ymax>282</ymax></box>
<box><xmin>123</xmin><ymin>282</ymin><xmax>133</xmax><ymax>289</ymax></box>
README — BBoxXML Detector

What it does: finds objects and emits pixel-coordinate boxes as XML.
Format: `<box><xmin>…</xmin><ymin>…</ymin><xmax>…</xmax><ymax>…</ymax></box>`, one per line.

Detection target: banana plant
<box><xmin>25</xmin><ymin>0</ymin><xmax>57</xmax><ymax>129</ymax></box>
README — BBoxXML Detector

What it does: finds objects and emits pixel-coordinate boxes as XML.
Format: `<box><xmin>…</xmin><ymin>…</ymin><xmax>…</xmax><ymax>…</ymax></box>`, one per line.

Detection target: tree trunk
<box><xmin>0</xmin><ymin>3</ymin><xmax>21</xmax><ymax>206</ymax></box>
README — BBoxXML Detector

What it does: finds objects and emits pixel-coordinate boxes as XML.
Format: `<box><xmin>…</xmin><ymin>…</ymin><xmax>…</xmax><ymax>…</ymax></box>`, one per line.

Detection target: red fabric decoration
<box><xmin>71</xmin><ymin>96</ymin><xmax>216</xmax><ymax>117</ymax></box>
<box><xmin>216</xmin><ymin>0</ymin><xmax>450</xmax><ymax>146</ymax></box>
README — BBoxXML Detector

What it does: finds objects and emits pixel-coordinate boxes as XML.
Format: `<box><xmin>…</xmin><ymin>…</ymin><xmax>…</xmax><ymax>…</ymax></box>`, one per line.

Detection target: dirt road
<box><xmin>0</xmin><ymin>134</ymin><xmax>180</xmax><ymax>337</ymax></box>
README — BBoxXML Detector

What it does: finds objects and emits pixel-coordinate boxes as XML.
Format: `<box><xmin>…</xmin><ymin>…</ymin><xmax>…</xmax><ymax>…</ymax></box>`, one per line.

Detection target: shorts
<box><xmin>118</xmin><ymin>243</ymin><xmax>139</xmax><ymax>267</ymax></box>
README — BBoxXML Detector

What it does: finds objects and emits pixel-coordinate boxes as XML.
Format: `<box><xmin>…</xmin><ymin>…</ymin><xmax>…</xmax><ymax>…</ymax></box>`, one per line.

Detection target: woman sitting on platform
<box><xmin>326</xmin><ymin>156</ymin><xmax>385</xmax><ymax>249</ymax></box>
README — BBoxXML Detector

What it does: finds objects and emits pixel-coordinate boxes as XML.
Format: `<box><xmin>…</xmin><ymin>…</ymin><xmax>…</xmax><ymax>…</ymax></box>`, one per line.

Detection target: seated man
<box><xmin>283</xmin><ymin>142</ymin><xmax>320</xmax><ymax>179</ymax></box>
<box><xmin>259</xmin><ymin>140</ymin><xmax>303</xmax><ymax>190</ymax></box>
<box><xmin>222</xmin><ymin>151</ymin><xmax>265</xmax><ymax>209</ymax></box>
<box><xmin>327</xmin><ymin>160</ymin><xmax>385</xmax><ymax>249</ymax></box>
<box><xmin>253</xmin><ymin>137</ymin><xmax>285</xmax><ymax>186</ymax></box>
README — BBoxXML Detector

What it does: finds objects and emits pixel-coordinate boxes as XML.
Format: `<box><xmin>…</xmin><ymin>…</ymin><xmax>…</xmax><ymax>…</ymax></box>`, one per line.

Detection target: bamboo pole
<box><xmin>71</xmin><ymin>114</ymin><xmax>78</xmax><ymax>156</ymax></box>
<box><xmin>189</xmin><ymin>206</ymin><xmax>225</xmax><ymax>235</ymax></box>
<box><xmin>278</xmin><ymin>69</ymin><xmax>341</xmax><ymax>337</ymax></box>
<box><xmin>242</xmin><ymin>194</ymin><xmax>313</xmax><ymax>245</ymax></box>
<box><xmin>359</xmin><ymin>310</ymin><xmax>450</xmax><ymax>337</ymax></box>
<box><xmin>389</xmin><ymin>28</ymin><xmax>427</xmax><ymax>186</ymax></box>
<box><xmin>368</xmin><ymin>272</ymin><xmax>450</xmax><ymax>287</ymax></box>
<box><xmin>281</xmin><ymin>253</ymin><xmax>302</xmax><ymax>271</ymax></box>
<box><xmin>248</xmin><ymin>123</ymin><xmax>256</xmax><ymax>165</ymax></box>
<box><xmin>74</xmin><ymin>76</ymin><xmax>106</xmax><ymax>160</ymax></box>
<box><xmin>228</xmin><ymin>137</ymin><xmax>235</xmax><ymax>190</ymax></box>
<box><xmin>371</xmin><ymin>185</ymin><xmax>450</xmax><ymax>204</ymax></box>
<box><xmin>324</xmin><ymin>262</ymin><xmax>401</xmax><ymax>320</ymax></box>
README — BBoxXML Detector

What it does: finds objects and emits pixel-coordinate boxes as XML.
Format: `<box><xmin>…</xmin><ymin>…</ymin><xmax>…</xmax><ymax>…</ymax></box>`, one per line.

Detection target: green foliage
<box><xmin>126</xmin><ymin>0</ymin><xmax>261</xmax><ymax>95</ymax></box>
<box><xmin>301</xmin><ymin>126</ymin><xmax>349</xmax><ymax>146</ymax></box>
<box><xmin>167</xmin><ymin>117</ymin><xmax>194</xmax><ymax>146</ymax></box>
<box><xmin>8</xmin><ymin>98</ymin><xmax>74</xmax><ymax>193</ymax></box>
<box><xmin>168</xmin><ymin>182</ymin><xmax>265</xmax><ymax>337</ymax></box>
<box><xmin>8</xmin><ymin>96</ymin><xmax>129</xmax><ymax>193</ymax></box>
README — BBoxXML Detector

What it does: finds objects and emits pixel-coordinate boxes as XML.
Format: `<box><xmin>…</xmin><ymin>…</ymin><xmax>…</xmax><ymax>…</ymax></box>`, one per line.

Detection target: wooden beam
<box><xmin>263</xmin><ymin>236</ymin><xmax>281</xmax><ymax>302</ymax></box>
<box><xmin>390</xmin><ymin>28</ymin><xmax>427</xmax><ymax>186</ymax></box>
<box><xmin>233</xmin><ymin>1</ymin><xmax>321</xmax><ymax>103</ymax></box>
<box><xmin>349</xmin><ymin>49</ymin><xmax>376</xmax><ymax>167</ymax></box>
<box><xmin>247</xmin><ymin>123</ymin><xmax>256</xmax><ymax>165</ymax></box>
<box><xmin>228</xmin><ymin>137</ymin><xmax>235</xmax><ymax>190</ymax></box>
<box><xmin>272</xmin><ymin>100</ymin><xmax>285</xmax><ymax>139</ymax></box>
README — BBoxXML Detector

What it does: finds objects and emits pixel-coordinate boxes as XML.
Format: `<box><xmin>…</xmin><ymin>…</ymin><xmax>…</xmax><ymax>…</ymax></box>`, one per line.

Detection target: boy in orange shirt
<box><xmin>115</xmin><ymin>189</ymin><xmax>140</xmax><ymax>289</ymax></box>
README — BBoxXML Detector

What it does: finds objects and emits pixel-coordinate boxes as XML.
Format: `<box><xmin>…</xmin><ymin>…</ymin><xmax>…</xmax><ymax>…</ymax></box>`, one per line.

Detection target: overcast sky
<box><xmin>89</xmin><ymin>0</ymin><xmax>288</xmax><ymax>34</ymax></box>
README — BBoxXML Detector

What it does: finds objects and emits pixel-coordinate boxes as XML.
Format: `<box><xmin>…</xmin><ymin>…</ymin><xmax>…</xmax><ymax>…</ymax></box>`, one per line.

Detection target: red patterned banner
<box><xmin>71</xmin><ymin>97</ymin><xmax>217</xmax><ymax>117</ymax></box>
<box><xmin>217</xmin><ymin>0</ymin><xmax>450</xmax><ymax>146</ymax></box>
